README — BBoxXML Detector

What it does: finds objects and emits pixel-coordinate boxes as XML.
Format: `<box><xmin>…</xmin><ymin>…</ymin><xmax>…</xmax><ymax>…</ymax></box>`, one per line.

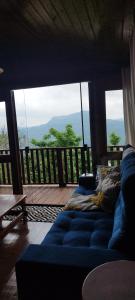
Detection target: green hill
<box><xmin>20</xmin><ymin>111</ymin><xmax>125</xmax><ymax>146</ymax></box>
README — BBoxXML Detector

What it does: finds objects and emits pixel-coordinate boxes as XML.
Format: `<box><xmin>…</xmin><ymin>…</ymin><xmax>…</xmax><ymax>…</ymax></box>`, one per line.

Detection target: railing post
<box><xmin>57</xmin><ymin>148</ymin><xmax>66</xmax><ymax>187</ymax></box>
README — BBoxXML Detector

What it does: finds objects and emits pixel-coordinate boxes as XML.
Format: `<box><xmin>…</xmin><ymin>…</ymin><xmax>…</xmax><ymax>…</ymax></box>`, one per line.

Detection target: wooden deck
<box><xmin>0</xmin><ymin>221</ymin><xmax>52</xmax><ymax>300</ymax></box>
<box><xmin>0</xmin><ymin>185</ymin><xmax>76</xmax><ymax>205</ymax></box>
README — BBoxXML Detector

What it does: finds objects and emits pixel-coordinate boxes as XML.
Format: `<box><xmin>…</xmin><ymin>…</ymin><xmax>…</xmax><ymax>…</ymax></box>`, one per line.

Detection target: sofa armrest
<box><xmin>16</xmin><ymin>244</ymin><xmax>127</xmax><ymax>300</ymax></box>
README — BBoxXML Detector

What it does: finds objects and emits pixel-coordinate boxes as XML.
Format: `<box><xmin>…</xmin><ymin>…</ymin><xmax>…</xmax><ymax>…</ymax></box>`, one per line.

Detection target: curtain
<box><xmin>122</xmin><ymin>31</ymin><xmax>135</xmax><ymax>147</ymax></box>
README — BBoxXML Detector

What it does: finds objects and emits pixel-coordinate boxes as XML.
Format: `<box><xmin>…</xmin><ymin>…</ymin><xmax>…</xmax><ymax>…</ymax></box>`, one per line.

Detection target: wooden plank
<box><xmin>36</xmin><ymin>149</ymin><xmax>41</xmax><ymax>183</ymax></box>
<box><xmin>51</xmin><ymin>148</ymin><xmax>57</xmax><ymax>184</ymax></box>
<box><xmin>69</xmin><ymin>148</ymin><xmax>74</xmax><ymax>183</ymax></box>
<box><xmin>38</xmin><ymin>0</ymin><xmax>65</xmax><ymax>32</ymax></box>
<box><xmin>2</xmin><ymin>1</ymin><xmax>40</xmax><ymax>41</ymax></box>
<box><xmin>64</xmin><ymin>148</ymin><xmax>68</xmax><ymax>183</ymax></box>
<box><xmin>46</xmin><ymin>148</ymin><xmax>51</xmax><ymax>183</ymax></box>
<box><xmin>81</xmin><ymin>147</ymin><xmax>86</xmax><ymax>174</ymax></box>
<box><xmin>1</xmin><ymin>163</ymin><xmax>6</xmax><ymax>184</ymax></box>
<box><xmin>0</xmin><ymin>212</ymin><xmax>24</xmax><ymax>240</ymax></box>
<box><xmin>75</xmin><ymin>147</ymin><xmax>79</xmax><ymax>181</ymax></box>
<box><xmin>53</xmin><ymin>0</ymin><xmax>77</xmax><ymax>33</ymax></box>
<box><xmin>84</xmin><ymin>0</ymin><xmax>100</xmax><ymax>37</ymax></box>
<box><xmin>0</xmin><ymin>222</ymin><xmax>52</xmax><ymax>298</ymax></box>
<box><xmin>25</xmin><ymin>148</ymin><xmax>31</xmax><ymax>184</ymax></box>
<box><xmin>0</xmin><ymin>194</ymin><xmax>26</xmax><ymax>218</ymax></box>
<box><xmin>5</xmin><ymin>150</ymin><xmax>11</xmax><ymax>184</ymax></box>
<box><xmin>30</xmin><ymin>149</ymin><xmax>36</xmax><ymax>183</ymax></box>
<box><xmin>72</xmin><ymin>0</ymin><xmax>95</xmax><ymax>40</ymax></box>
<box><xmin>56</xmin><ymin>149</ymin><xmax>65</xmax><ymax>187</ymax></box>
<box><xmin>20</xmin><ymin>149</ymin><xmax>26</xmax><ymax>185</ymax></box>
<box><xmin>86</xmin><ymin>147</ymin><xmax>91</xmax><ymax>173</ymax></box>
<box><xmin>0</xmin><ymin>154</ymin><xmax>11</xmax><ymax>163</ymax></box>
<box><xmin>101</xmin><ymin>151</ymin><xmax>122</xmax><ymax>165</ymax></box>
<box><xmin>37</xmin><ymin>0</ymin><xmax>62</xmax><ymax>31</ymax></box>
<box><xmin>0</xmin><ymin>185</ymin><xmax>78</xmax><ymax>205</ymax></box>
<box><xmin>60</xmin><ymin>0</ymin><xmax>85</xmax><ymax>37</ymax></box>
<box><xmin>40</xmin><ymin>148</ymin><xmax>46</xmax><ymax>184</ymax></box>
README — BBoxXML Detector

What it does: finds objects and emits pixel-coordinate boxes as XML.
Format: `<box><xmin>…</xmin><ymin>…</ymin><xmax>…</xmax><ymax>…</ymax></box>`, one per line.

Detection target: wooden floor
<box><xmin>0</xmin><ymin>185</ymin><xmax>76</xmax><ymax>299</ymax></box>
<box><xmin>0</xmin><ymin>221</ymin><xmax>52</xmax><ymax>300</ymax></box>
<box><xmin>0</xmin><ymin>185</ymin><xmax>76</xmax><ymax>205</ymax></box>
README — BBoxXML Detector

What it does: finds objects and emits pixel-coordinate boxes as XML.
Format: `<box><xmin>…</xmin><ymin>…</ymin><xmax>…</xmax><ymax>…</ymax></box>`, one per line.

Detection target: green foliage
<box><xmin>0</xmin><ymin>127</ymin><xmax>27</xmax><ymax>150</ymax></box>
<box><xmin>31</xmin><ymin>124</ymin><xmax>82</xmax><ymax>147</ymax></box>
<box><xmin>109</xmin><ymin>132</ymin><xmax>121</xmax><ymax>146</ymax></box>
<box><xmin>0</xmin><ymin>127</ymin><xmax>9</xmax><ymax>149</ymax></box>
<box><xmin>18</xmin><ymin>130</ymin><xmax>27</xmax><ymax>148</ymax></box>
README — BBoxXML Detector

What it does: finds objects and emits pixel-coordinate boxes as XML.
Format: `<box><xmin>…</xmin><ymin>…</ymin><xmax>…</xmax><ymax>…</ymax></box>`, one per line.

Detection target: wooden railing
<box><xmin>0</xmin><ymin>146</ymin><xmax>124</xmax><ymax>185</ymax></box>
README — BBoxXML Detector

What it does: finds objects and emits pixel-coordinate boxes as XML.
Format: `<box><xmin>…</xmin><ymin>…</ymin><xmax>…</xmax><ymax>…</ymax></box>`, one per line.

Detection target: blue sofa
<box><xmin>16</xmin><ymin>150</ymin><xmax>135</xmax><ymax>300</ymax></box>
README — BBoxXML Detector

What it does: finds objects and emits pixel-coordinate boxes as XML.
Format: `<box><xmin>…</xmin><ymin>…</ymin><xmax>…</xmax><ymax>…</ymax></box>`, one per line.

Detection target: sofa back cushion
<box><xmin>108</xmin><ymin>149</ymin><xmax>135</xmax><ymax>253</ymax></box>
<box><xmin>96</xmin><ymin>166</ymin><xmax>120</xmax><ymax>213</ymax></box>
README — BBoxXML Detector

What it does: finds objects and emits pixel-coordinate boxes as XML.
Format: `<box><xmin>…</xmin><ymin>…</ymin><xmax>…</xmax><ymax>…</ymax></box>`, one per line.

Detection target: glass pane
<box><xmin>14</xmin><ymin>82</ymin><xmax>90</xmax><ymax>148</ymax></box>
<box><xmin>105</xmin><ymin>90</ymin><xmax>125</xmax><ymax>146</ymax></box>
<box><xmin>0</xmin><ymin>102</ymin><xmax>9</xmax><ymax>150</ymax></box>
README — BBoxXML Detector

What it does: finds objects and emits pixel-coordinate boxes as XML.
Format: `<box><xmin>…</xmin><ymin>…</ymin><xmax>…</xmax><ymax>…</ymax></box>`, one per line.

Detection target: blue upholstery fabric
<box><xmin>16</xmin><ymin>245</ymin><xmax>128</xmax><ymax>300</ymax></box>
<box><xmin>15</xmin><ymin>151</ymin><xmax>135</xmax><ymax>300</ymax></box>
<box><xmin>108</xmin><ymin>152</ymin><xmax>135</xmax><ymax>252</ymax></box>
<box><xmin>108</xmin><ymin>192</ymin><xmax>126</xmax><ymax>250</ymax></box>
<box><xmin>42</xmin><ymin>210</ymin><xmax>113</xmax><ymax>249</ymax></box>
<box><xmin>74</xmin><ymin>185</ymin><xmax>95</xmax><ymax>195</ymax></box>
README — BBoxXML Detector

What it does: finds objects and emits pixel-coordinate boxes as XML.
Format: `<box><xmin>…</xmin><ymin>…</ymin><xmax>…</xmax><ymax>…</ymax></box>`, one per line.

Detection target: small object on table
<box><xmin>82</xmin><ymin>260</ymin><xmax>135</xmax><ymax>300</ymax></box>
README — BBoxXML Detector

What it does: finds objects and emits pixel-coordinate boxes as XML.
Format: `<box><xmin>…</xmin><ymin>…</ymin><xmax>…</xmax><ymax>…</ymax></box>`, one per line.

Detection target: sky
<box><xmin>0</xmin><ymin>83</ymin><xmax>124</xmax><ymax>129</ymax></box>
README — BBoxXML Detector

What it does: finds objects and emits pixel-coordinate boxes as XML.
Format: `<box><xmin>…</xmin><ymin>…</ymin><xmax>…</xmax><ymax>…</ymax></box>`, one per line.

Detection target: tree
<box><xmin>18</xmin><ymin>130</ymin><xmax>27</xmax><ymax>149</ymax></box>
<box><xmin>0</xmin><ymin>127</ymin><xmax>9</xmax><ymax>149</ymax></box>
<box><xmin>109</xmin><ymin>132</ymin><xmax>121</xmax><ymax>146</ymax></box>
<box><xmin>0</xmin><ymin>127</ymin><xmax>27</xmax><ymax>150</ymax></box>
<box><xmin>31</xmin><ymin>124</ymin><xmax>82</xmax><ymax>147</ymax></box>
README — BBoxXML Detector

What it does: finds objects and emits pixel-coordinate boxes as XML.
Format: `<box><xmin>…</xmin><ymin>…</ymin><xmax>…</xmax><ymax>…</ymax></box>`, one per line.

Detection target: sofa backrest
<box><xmin>108</xmin><ymin>148</ymin><xmax>135</xmax><ymax>254</ymax></box>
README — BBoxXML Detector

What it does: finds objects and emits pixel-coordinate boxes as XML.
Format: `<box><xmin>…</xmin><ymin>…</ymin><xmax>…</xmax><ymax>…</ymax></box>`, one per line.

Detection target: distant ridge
<box><xmin>20</xmin><ymin>111</ymin><xmax>125</xmax><ymax>146</ymax></box>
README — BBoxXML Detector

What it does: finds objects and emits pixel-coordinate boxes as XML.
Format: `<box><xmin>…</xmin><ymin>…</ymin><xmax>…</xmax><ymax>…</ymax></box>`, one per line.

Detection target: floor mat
<box><xmin>3</xmin><ymin>205</ymin><xmax>64</xmax><ymax>222</ymax></box>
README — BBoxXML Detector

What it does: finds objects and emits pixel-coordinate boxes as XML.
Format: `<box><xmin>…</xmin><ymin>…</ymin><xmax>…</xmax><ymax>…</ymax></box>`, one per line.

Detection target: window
<box><xmin>14</xmin><ymin>82</ymin><xmax>90</xmax><ymax>148</ymax></box>
<box><xmin>105</xmin><ymin>90</ymin><xmax>125</xmax><ymax>146</ymax></box>
<box><xmin>0</xmin><ymin>102</ymin><xmax>9</xmax><ymax>150</ymax></box>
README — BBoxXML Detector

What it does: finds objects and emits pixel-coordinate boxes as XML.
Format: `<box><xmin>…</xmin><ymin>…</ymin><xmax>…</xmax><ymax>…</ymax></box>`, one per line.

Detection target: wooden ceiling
<box><xmin>0</xmin><ymin>0</ymin><xmax>134</xmax><ymax>89</ymax></box>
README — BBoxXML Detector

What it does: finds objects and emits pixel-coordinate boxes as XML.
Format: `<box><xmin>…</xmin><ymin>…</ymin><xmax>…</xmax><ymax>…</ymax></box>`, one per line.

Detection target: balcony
<box><xmin>0</xmin><ymin>145</ymin><xmax>124</xmax><ymax>186</ymax></box>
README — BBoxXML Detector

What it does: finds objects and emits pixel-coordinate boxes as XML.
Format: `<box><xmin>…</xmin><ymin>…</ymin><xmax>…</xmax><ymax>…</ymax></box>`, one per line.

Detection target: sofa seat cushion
<box><xmin>42</xmin><ymin>210</ymin><xmax>113</xmax><ymax>249</ymax></box>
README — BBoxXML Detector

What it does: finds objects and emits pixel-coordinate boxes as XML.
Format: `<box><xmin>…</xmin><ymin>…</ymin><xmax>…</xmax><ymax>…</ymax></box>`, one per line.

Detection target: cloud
<box><xmin>105</xmin><ymin>90</ymin><xmax>124</xmax><ymax>119</ymax></box>
<box><xmin>14</xmin><ymin>82</ymin><xmax>89</xmax><ymax>127</ymax></box>
<box><xmin>0</xmin><ymin>102</ymin><xmax>8</xmax><ymax>129</ymax></box>
<box><xmin>0</xmin><ymin>85</ymin><xmax>123</xmax><ymax>130</ymax></box>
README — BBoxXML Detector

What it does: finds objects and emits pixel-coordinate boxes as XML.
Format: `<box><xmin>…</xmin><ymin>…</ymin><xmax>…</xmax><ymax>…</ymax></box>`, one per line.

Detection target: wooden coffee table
<box><xmin>0</xmin><ymin>194</ymin><xmax>27</xmax><ymax>239</ymax></box>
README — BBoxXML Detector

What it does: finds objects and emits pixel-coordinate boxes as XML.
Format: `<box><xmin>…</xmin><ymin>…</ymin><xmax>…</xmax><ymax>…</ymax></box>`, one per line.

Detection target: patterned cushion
<box><xmin>64</xmin><ymin>193</ymin><xmax>98</xmax><ymax>211</ymax></box>
<box><xmin>97</xmin><ymin>167</ymin><xmax>120</xmax><ymax>213</ymax></box>
<box><xmin>96</xmin><ymin>165</ymin><xmax>112</xmax><ymax>192</ymax></box>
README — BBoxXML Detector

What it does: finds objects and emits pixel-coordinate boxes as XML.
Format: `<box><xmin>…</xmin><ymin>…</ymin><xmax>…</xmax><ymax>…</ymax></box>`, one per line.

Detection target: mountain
<box><xmin>19</xmin><ymin>111</ymin><xmax>125</xmax><ymax>146</ymax></box>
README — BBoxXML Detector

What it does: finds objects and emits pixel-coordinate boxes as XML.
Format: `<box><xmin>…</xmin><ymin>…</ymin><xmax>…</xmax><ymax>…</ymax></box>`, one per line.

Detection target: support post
<box><xmin>5</xmin><ymin>90</ymin><xmax>23</xmax><ymax>194</ymax></box>
<box><xmin>88</xmin><ymin>80</ymin><xmax>107</xmax><ymax>175</ymax></box>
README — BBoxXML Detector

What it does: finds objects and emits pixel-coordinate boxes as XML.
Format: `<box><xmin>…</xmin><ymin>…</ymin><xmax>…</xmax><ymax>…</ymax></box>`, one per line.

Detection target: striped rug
<box><xmin>4</xmin><ymin>205</ymin><xmax>64</xmax><ymax>222</ymax></box>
